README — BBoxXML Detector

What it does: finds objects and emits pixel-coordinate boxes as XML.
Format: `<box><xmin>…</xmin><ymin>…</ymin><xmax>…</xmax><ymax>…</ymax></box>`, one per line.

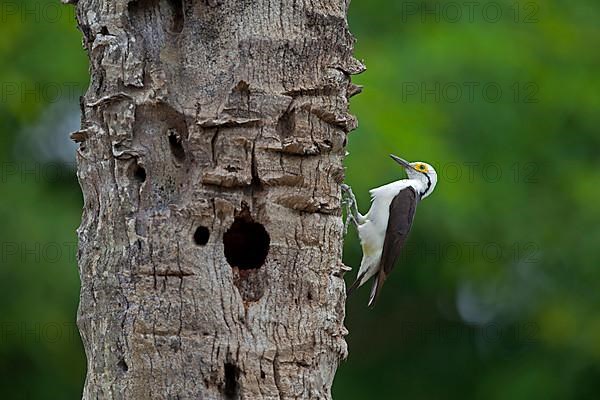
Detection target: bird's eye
<box><xmin>417</xmin><ymin>164</ymin><xmax>427</xmax><ymax>172</ymax></box>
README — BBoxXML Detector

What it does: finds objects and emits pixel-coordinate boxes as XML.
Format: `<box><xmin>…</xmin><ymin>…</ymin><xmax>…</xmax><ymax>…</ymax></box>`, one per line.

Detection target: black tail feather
<box><xmin>368</xmin><ymin>272</ymin><xmax>385</xmax><ymax>307</ymax></box>
<box><xmin>346</xmin><ymin>272</ymin><xmax>365</xmax><ymax>298</ymax></box>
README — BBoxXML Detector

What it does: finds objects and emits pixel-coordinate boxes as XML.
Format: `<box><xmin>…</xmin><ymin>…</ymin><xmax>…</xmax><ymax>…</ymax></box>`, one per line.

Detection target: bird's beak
<box><xmin>390</xmin><ymin>154</ymin><xmax>413</xmax><ymax>170</ymax></box>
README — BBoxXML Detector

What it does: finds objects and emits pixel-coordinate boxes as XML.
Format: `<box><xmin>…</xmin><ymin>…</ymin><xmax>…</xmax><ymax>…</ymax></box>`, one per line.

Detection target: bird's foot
<box><xmin>343</xmin><ymin>214</ymin><xmax>349</xmax><ymax>236</ymax></box>
<box><xmin>340</xmin><ymin>184</ymin><xmax>355</xmax><ymax>206</ymax></box>
<box><xmin>343</xmin><ymin>207</ymin><xmax>360</xmax><ymax>236</ymax></box>
<box><xmin>341</xmin><ymin>183</ymin><xmax>359</xmax><ymax>235</ymax></box>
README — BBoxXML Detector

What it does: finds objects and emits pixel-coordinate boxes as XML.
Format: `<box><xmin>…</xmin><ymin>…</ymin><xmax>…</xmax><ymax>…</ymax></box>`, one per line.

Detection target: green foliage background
<box><xmin>0</xmin><ymin>0</ymin><xmax>599</xmax><ymax>398</ymax></box>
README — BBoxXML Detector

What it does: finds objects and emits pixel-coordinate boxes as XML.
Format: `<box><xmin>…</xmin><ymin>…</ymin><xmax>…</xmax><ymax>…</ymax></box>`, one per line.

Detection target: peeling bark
<box><xmin>72</xmin><ymin>0</ymin><xmax>362</xmax><ymax>398</ymax></box>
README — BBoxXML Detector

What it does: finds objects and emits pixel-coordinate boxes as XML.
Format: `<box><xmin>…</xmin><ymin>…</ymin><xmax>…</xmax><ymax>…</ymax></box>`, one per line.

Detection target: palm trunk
<box><xmin>71</xmin><ymin>0</ymin><xmax>362</xmax><ymax>398</ymax></box>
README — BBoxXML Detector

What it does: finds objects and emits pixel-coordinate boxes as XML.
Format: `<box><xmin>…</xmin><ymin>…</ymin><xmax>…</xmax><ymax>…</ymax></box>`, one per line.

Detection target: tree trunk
<box><xmin>72</xmin><ymin>0</ymin><xmax>362</xmax><ymax>398</ymax></box>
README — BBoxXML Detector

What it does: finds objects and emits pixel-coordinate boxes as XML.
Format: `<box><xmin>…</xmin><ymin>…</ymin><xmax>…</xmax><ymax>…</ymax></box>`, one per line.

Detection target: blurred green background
<box><xmin>1</xmin><ymin>0</ymin><xmax>599</xmax><ymax>398</ymax></box>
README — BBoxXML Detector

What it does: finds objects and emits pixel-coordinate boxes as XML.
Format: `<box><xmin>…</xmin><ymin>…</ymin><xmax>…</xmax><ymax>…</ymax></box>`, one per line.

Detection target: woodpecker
<box><xmin>342</xmin><ymin>154</ymin><xmax>438</xmax><ymax>306</ymax></box>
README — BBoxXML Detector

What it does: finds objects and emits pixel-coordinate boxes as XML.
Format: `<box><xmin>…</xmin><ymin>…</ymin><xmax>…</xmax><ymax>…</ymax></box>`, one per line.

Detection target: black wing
<box><xmin>368</xmin><ymin>187</ymin><xmax>418</xmax><ymax>306</ymax></box>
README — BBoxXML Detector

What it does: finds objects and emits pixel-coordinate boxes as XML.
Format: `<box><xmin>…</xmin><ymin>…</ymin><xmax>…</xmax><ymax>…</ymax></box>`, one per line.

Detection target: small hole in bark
<box><xmin>168</xmin><ymin>129</ymin><xmax>186</xmax><ymax>162</ymax></box>
<box><xmin>100</xmin><ymin>26</ymin><xmax>109</xmax><ymax>35</ymax></box>
<box><xmin>223</xmin><ymin>215</ymin><xmax>270</xmax><ymax>270</ymax></box>
<box><xmin>194</xmin><ymin>226</ymin><xmax>210</xmax><ymax>246</ymax></box>
<box><xmin>276</xmin><ymin>108</ymin><xmax>295</xmax><ymax>138</ymax></box>
<box><xmin>223</xmin><ymin>362</ymin><xmax>240</xmax><ymax>399</ymax></box>
<box><xmin>166</xmin><ymin>0</ymin><xmax>184</xmax><ymax>33</ymax></box>
<box><xmin>132</xmin><ymin>164</ymin><xmax>146</xmax><ymax>182</ymax></box>
<box><xmin>260</xmin><ymin>370</ymin><xmax>266</xmax><ymax>379</ymax></box>
<box><xmin>80</xmin><ymin>24</ymin><xmax>93</xmax><ymax>42</ymax></box>
<box><xmin>117</xmin><ymin>358</ymin><xmax>128</xmax><ymax>372</ymax></box>
<box><xmin>169</xmin><ymin>340</ymin><xmax>181</xmax><ymax>352</ymax></box>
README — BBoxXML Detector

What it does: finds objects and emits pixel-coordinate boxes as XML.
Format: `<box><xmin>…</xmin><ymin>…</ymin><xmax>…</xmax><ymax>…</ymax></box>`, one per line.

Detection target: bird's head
<box><xmin>390</xmin><ymin>154</ymin><xmax>438</xmax><ymax>199</ymax></box>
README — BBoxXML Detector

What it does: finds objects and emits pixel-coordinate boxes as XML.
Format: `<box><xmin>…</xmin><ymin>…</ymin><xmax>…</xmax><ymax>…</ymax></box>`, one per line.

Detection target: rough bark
<box><xmin>71</xmin><ymin>0</ymin><xmax>362</xmax><ymax>398</ymax></box>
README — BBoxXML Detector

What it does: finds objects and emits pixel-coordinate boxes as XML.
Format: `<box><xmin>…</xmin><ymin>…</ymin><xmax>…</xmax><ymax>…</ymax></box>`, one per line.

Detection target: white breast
<box><xmin>366</xmin><ymin>179</ymin><xmax>421</xmax><ymax>228</ymax></box>
<box><xmin>353</xmin><ymin>178</ymin><xmax>423</xmax><ymax>284</ymax></box>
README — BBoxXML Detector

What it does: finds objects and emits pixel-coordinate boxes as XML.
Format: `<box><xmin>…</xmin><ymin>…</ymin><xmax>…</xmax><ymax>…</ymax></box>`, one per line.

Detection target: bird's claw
<box><xmin>341</xmin><ymin>184</ymin><xmax>354</xmax><ymax>204</ymax></box>
<box><xmin>341</xmin><ymin>184</ymin><xmax>351</xmax><ymax>195</ymax></box>
<box><xmin>341</xmin><ymin>183</ymin><xmax>359</xmax><ymax>236</ymax></box>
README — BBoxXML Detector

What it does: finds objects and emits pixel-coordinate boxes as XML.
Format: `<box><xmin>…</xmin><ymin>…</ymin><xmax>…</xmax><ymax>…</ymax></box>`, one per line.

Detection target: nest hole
<box><xmin>168</xmin><ymin>130</ymin><xmax>186</xmax><ymax>162</ymax></box>
<box><xmin>194</xmin><ymin>226</ymin><xmax>210</xmax><ymax>246</ymax></box>
<box><xmin>223</xmin><ymin>362</ymin><xmax>240</xmax><ymax>399</ymax></box>
<box><xmin>117</xmin><ymin>358</ymin><xmax>128</xmax><ymax>372</ymax></box>
<box><xmin>166</xmin><ymin>0</ymin><xmax>184</xmax><ymax>33</ymax></box>
<box><xmin>223</xmin><ymin>215</ymin><xmax>270</xmax><ymax>270</ymax></box>
<box><xmin>131</xmin><ymin>163</ymin><xmax>146</xmax><ymax>183</ymax></box>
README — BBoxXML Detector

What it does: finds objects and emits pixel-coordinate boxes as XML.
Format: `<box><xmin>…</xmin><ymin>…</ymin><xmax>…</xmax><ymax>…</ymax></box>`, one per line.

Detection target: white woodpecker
<box><xmin>342</xmin><ymin>154</ymin><xmax>438</xmax><ymax>306</ymax></box>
